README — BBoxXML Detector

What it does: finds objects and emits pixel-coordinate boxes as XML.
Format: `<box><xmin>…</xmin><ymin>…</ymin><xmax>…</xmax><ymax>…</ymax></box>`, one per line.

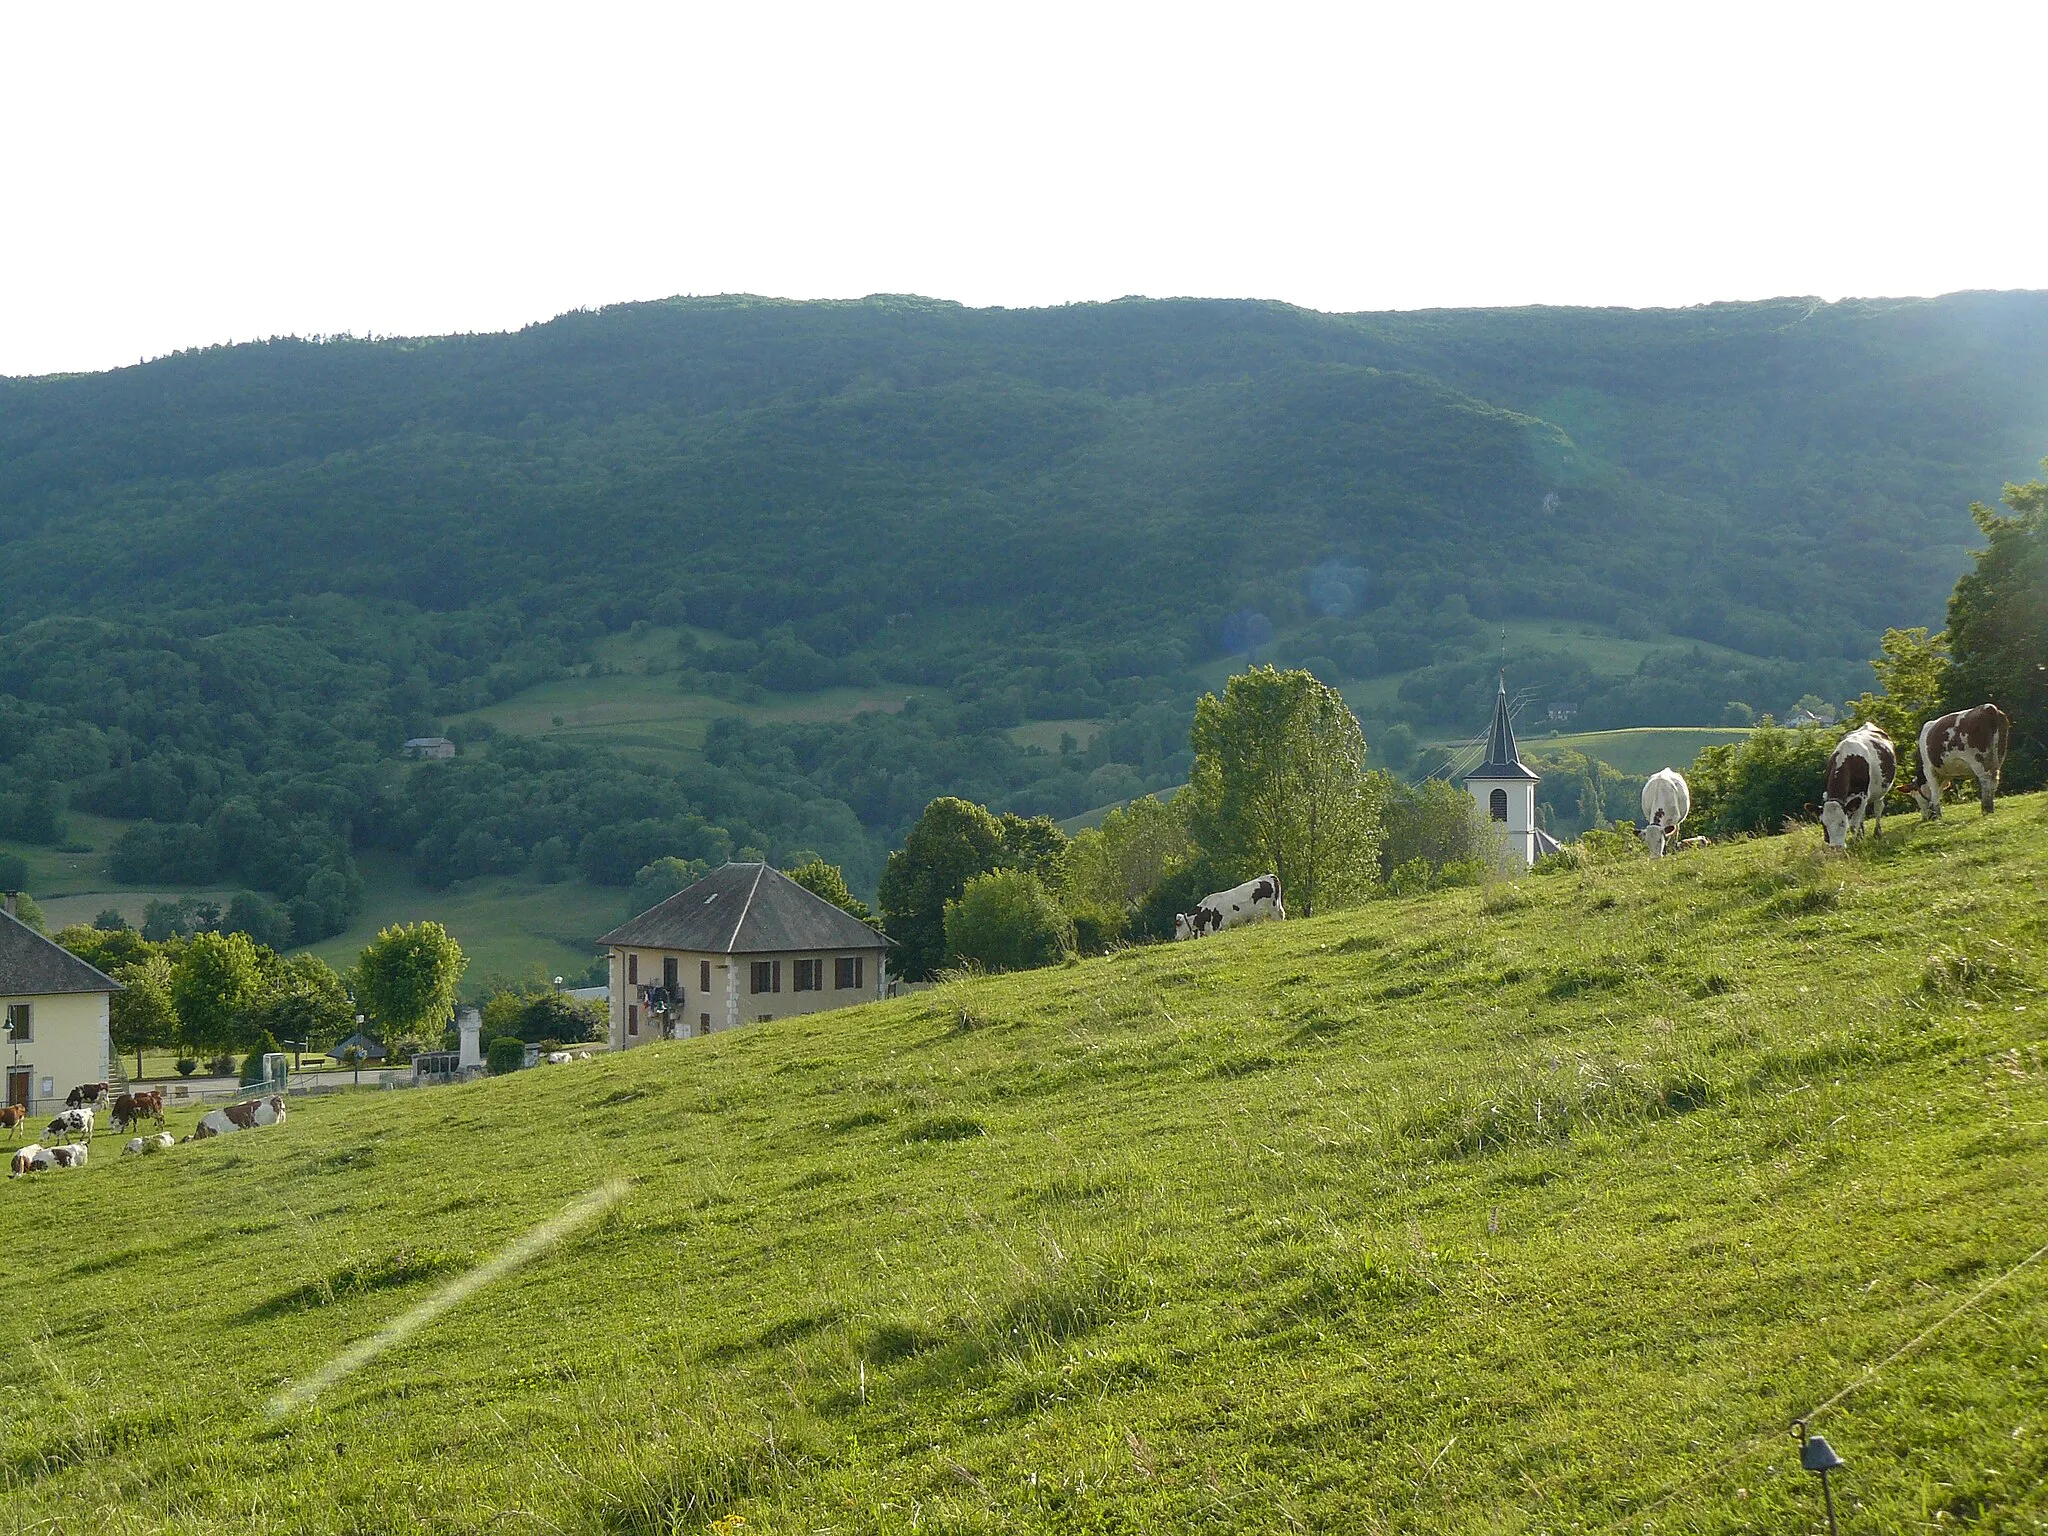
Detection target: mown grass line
<box><xmin>0</xmin><ymin>799</ymin><xmax>2044</xmax><ymax>1532</ymax></box>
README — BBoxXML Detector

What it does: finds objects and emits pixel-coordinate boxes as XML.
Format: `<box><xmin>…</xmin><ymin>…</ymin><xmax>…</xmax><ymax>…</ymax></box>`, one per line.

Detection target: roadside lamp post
<box><xmin>1794</xmin><ymin>1419</ymin><xmax>1845</xmax><ymax>1536</ymax></box>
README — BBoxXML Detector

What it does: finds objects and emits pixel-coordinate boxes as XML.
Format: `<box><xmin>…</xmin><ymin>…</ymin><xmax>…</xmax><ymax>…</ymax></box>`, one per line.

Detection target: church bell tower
<box><xmin>1463</xmin><ymin>674</ymin><xmax>1542</xmax><ymax>867</ymax></box>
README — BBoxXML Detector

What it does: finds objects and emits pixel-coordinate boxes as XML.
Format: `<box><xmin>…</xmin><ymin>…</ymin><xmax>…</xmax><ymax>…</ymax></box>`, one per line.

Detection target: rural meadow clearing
<box><xmin>2</xmin><ymin>799</ymin><xmax>2043</xmax><ymax>1532</ymax></box>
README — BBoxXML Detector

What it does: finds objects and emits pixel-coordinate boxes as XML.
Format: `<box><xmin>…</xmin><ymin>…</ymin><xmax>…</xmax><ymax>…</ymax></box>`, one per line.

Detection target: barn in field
<box><xmin>599</xmin><ymin>863</ymin><xmax>890</xmax><ymax>1049</ymax></box>
<box><xmin>1</xmin><ymin>896</ymin><xmax>121</xmax><ymax>1113</ymax></box>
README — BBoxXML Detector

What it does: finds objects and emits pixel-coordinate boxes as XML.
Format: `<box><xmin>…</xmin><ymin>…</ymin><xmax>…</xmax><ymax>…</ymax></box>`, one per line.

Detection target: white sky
<box><xmin>2</xmin><ymin>1</ymin><xmax>2043</xmax><ymax>377</ymax></box>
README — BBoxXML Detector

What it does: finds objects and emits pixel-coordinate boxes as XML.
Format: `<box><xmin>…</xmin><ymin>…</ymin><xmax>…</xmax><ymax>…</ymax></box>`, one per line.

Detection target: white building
<box><xmin>1463</xmin><ymin>675</ymin><xmax>1562</xmax><ymax>869</ymax></box>
<box><xmin>597</xmin><ymin>863</ymin><xmax>891</xmax><ymax>1049</ymax></box>
<box><xmin>2</xmin><ymin>897</ymin><xmax>121</xmax><ymax>1113</ymax></box>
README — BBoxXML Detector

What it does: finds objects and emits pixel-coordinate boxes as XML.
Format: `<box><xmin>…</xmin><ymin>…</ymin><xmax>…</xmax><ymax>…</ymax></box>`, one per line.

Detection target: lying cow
<box><xmin>36</xmin><ymin>1144</ymin><xmax>87</xmax><ymax>1170</ymax></box>
<box><xmin>66</xmin><ymin>1082</ymin><xmax>110</xmax><ymax>1109</ymax></box>
<box><xmin>1821</xmin><ymin>724</ymin><xmax>1897</xmax><ymax>848</ymax></box>
<box><xmin>1900</xmin><ymin>703</ymin><xmax>2011</xmax><ymax>819</ymax></box>
<box><xmin>189</xmin><ymin>1095</ymin><xmax>287</xmax><ymax>1141</ymax></box>
<box><xmin>1639</xmin><ymin>768</ymin><xmax>1692</xmax><ymax>857</ymax></box>
<box><xmin>0</xmin><ymin>1105</ymin><xmax>26</xmax><ymax>1138</ymax></box>
<box><xmin>45</xmin><ymin>1107</ymin><xmax>93</xmax><ymax>1144</ymax></box>
<box><xmin>10</xmin><ymin>1144</ymin><xmax>43</xmax><ymax>1177</ymax></box>
<box><xmin>122</xmin><ymin>1133</ymin><xmax>176</xmax><ymax>1156</ymax></box>
<box><xmin>1175</xmin><ymin>874</ymin><xmax>1284</xmax><ymax>940</ymax></box>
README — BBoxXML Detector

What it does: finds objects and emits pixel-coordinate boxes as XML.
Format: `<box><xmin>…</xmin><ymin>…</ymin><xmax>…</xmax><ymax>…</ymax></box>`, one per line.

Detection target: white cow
<box><xmin>41</xmin><ymin>1144</ymin><xmax>87</xmax><ymax>1170</ymax></box>
<box><xmin>10</xmin><ymin>1144</ymin><xmax>44</xmax><ymax>1177</ymax></box>
<box><xmin>122</xmin><ymin>1133</ymin><xmax>174</xmax><ymax>1155</ymax></box>
<box><xmin>1175</xmin><ymin>874</ymin><xmax>1284</xmax><ymax>940</ymax></box>
<box><xmin>1639</xmin><ymin>769</ymin><xmax>1692</xmax><ymax>857</ymax></box>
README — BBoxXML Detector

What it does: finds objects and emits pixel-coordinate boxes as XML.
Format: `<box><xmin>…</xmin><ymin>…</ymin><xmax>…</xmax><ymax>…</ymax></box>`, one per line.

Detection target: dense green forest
<box><xmin>2</xmin><ymin>292</ymin><xmax>2043</xmax><ymax>933</ymax></box>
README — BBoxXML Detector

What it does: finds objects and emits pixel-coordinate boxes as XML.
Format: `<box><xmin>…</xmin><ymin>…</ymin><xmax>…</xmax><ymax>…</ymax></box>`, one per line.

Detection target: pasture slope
<box><xmin>3</xmin><ymin>801</ymin><xmax>2046</xmax><ymax>1534</ymax></box>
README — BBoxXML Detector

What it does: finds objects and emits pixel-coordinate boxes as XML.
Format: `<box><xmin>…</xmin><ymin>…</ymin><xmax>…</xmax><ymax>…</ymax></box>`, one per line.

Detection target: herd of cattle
<box><xmin>1165</xmin><ymin>703</ymin><xmax>2014</xmax><ymax>940</ymax></box>
<box><xmin>6</xmin><ymin>1086</ymin><xmax>290</xmax><ymax>1178</ymax></box>
<box><xmin>1634</xmin><ymin>702</ymin><xmax>2011</xmax><ymax>857</ymax></box>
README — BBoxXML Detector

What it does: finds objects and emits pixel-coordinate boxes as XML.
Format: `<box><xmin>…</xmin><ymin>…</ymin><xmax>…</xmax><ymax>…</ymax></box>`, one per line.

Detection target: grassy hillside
<box><xmin>3</xmin><ymin>797</ymin><xmax>2043</xmax><ymax>1531</ymax></box>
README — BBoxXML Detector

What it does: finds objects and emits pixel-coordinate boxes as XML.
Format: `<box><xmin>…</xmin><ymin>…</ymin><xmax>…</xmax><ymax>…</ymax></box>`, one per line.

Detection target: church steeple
<box><xmin>1466</xmin><ymin>673</ymin><xmax>1538</xmax><ymax>782</ymax></box>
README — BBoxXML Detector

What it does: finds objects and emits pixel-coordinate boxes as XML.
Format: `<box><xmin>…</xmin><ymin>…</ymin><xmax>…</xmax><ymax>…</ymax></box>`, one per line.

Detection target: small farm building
<box><xmin>598</xmin><ymin>862</ymin><xmax>890</xmax><ymax>1049</ymax></box>
<box><xmin>328</xmin><ymin>1030</ymin><xmax>388</xmax><ymax>1064</ymax></box>
<box><xmin>1</xmin><ymin>897</ymin><xmax>121</xmax><ymax>1113</ymax></box>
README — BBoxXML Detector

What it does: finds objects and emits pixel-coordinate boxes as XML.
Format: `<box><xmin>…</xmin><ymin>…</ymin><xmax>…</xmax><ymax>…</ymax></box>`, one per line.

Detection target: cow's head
<box><xmin>1818</xmin><ymin>798</ymin><xmax>1851</xmax><ymax>848</ymax></box>
<box><xmin>1172</xmin><ymin>913</ymin><xmax>1192</xmax><ymax>941</ymax></box>
<box><xmin>1639</xmin><ymin>819</ymin><xmax>1670</xmax><ymax>858</ymax></box>
<box><xmin>1898</xmin><ymin>772</ymin><xmax>1940</xmax><ymax>819</ymax></box>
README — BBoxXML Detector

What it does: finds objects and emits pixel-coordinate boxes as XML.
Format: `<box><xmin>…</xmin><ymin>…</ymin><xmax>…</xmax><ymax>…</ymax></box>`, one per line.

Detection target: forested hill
<box><xmin>5</xmin><ymin>292</ymin><xmax>2045</xmax><ymax>663</ymax></box>
<box><xmin>0</xmin><ymin>292</ymin><xmax>2044</xmax><ymax>934</ymax></box>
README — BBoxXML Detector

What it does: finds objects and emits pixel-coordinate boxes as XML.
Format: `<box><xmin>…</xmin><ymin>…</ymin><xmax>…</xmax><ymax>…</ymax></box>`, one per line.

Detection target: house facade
<box><xmin>1</xmin><ymin>899</ymin><xmax>121</xmax><ymax>1112</ymax></box>
<box><xmin>597</xmin><ymin>863</ymin><xmax>890</xmax><ymax>1049</ymax></box>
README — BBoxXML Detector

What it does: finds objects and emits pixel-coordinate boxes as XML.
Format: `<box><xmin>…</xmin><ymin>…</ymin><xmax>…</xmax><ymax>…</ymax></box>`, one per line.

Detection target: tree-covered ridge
<box><xmin>1</xmin><ymin>293</ymin><xmax>2043</xmax><ymax>926</ymax></box>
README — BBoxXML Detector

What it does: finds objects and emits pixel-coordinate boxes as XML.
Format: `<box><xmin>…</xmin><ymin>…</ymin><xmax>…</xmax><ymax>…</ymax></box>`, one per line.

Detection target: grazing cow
<box><xmin>1900</xmin><ymin>704</ymin><xmax>2011</xmax><ymax>819</ymax></box>
<box><xmin>111</xmin><ymin>1093</ymin><xmax>142</xmax><ymax>1132</ymax></box>
<box><xmin>1639</xmin><ymin>769</ymin><xmax>1692</xmax><ymax>857</ymax></box>
<box><xmin>0</xmin><ymin>1105</ymin><xmax>26</xmax><ymax>1138</ymax></box>
<box><xmin>1174</xmin><ymin>874</ymin><xmax>1284</xmax><ymax>941</ymax></box>
<box><xmin>189</xmin><ymin>1095</ymin><xmax>287</xmax><ymax>1141</ymax></box>
<box><xmin>1820</xmin><ymin>724</ymin><xmax>1898</xmax><ymax>848</ymax></box>
<box><xmin>10</xmin><ymin>1144</ymin><xmax>42</xmax><ymax>1177</ymax></box>
<box><xmin>137</xmin><ymin>1090</ymin><xmax>166</xmax><ymax>1129</ymax></box>
<box><xmin>66</xmin><ymin>1082</ymin><xmax>109</xmax><ymax>1109</ymax></box>
<box><xmin>45</xmin><ymin>1107</ymin><xmax>93</xmax><ymax>1144</ymax></box>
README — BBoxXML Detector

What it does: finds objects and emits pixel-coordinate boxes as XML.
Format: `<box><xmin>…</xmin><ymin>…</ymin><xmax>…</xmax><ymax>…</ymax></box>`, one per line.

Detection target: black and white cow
<box><xmin>1174</xmin><ymin>874</ymin><xmax>1284</xmax><ymax>940</ymax></box>
<box><xmin>44</xmin><ymin>1106</ymin><xmax>93</xmax><ymax>1144</ymax></box>
<box><xmin>1900</xmin><ymin>703</ymin><xmax>2011</xmax><ymax>819</ymax></box>
<box><xmin>1820</xmin><ymin>724</ymin><xmax>1897</xmax><ymax>848</ymax></box>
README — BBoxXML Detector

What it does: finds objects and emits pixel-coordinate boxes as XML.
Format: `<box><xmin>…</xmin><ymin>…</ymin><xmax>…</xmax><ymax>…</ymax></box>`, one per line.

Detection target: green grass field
<box><xmin>1521</xmin><ymin>726</ymin><xmax>1754</xmax><ymax>777</ymax></box>
<box><xmin>3</xmin><ymin>796</ymin><xmax>2043</xmax><ymax>1531</ymax></box>
<box><xmin>446</xmin><ymin>625</ymin><xmax>939</xmax><ymax>768</ymax></box>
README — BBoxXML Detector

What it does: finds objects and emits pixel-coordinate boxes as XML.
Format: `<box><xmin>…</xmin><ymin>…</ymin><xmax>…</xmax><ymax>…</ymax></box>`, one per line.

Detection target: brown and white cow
<box><xmin>1899</xmin><ymin>704</ymin><xmax>2011</xmax><ymax>819</ymax></box>
<box><xmin>39</xmin><ymin>1144</ymin><xmax>87</xmax><ymax>1170</ymax></box>
<box><xmin>0</xmin><ymin>1105</ymin><xmax>26</xmax><ymax>1138</ymax></box>
<box><xmin>189</xmin><ymin>1095</ymin><xmax>287</xmax><ymax>1141</ymax></box>
<box><xmin>1820</xmin><ymin>724</ymin><xmax>1898</xmax><ymax>848</ymax></box>
<box><xmin>1174</xmin><ymin>874</ymin><xmax>1284</xmax><ymax>940</ymax></box>
<box><xmin>10</xmin><ymin>1143</ymin><xmax>42</xmax><ymax>1177</ymax></box>
<box><xmin>110</xmin><ymin>1091</ymin><xmax>164</xmax><ymax>1133</ymax></box>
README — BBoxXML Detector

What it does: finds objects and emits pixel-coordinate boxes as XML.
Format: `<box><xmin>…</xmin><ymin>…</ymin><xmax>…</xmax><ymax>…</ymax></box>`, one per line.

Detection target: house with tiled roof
<box><xmin>596</xmin><ymin>863</ymin><xmax>890</xmax><ymax>1049</ymax></box>
<box><xmin>1</xmin><ymin>895</ymin><xmax>122</xmax><ymax>1113</ymax></box>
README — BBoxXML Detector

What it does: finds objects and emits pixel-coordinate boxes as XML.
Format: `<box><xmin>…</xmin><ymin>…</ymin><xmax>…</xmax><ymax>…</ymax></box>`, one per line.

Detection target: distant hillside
<box><xmin>2</xmin><ymin>799</ymin><xmax>2042</xmax><ymax>1530</ymax></box>
<box><xmin>0</xmin><ymin>293</ymin><xmax>2041</xmax><ymax>927</ymax></box>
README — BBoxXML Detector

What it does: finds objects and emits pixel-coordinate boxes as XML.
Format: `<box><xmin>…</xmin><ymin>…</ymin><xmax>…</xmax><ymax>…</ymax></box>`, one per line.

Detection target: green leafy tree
<box><xmin>783</xmin><ymin>858</ymin><xmax>877</xmax><ymax>925</ymax></box>
<box><xmin>944</xmin><ymin>870</ymin><xmax>1073</xmax><ymax>972</ymax></box>
<box><xmin>1946</xmin><ymin>462</ymin><xmax>2047</xmax><ymax>791</ymax></box>
<box><xmin>171</xmin><ymin>931</ymin><xmax>264</xmax><ymax>1055</ymax></box>
<box><xmin>0</xmin><ymin>852</ymin><xmax>25</xmax><ymax>890</ymax></box>
<box><xmin>1181</xmin><ymin>666</ymin><xmax>1385</xmax><ymax>916</ymax></box>
<box><xmin>1066</xmin><ymin>795</ymin><xmax>1192</xmax><ymax>913</ymax></box>
<box><xmin>1845</xmin><ymin>626</ymin><xmax>1952</xmax><ymax>784</ymax></box>
<box><xmin>252</xmin><ymin>953</ymin><xmax>356</xmax><ymax>1056</ymax></box>
<box><xmin>1377</xmin><ymin>777</ymin><xmax>1500</xmax><ymax>881</ymax></box>
<box><xmin>353</xmin><ymin>922</ymin><xmax>468</xmax><ymax>1042</ymax></box>
<box><xmin>110</xmin><ymin>952</ymin><xmax>178</xmax><ymax>1078</ymax></box>
<box><xmin>879</xmin><ymin>798</ymin><xmax>1010</xmax><ymax>981</ymax></box>
<box><xmin>629</xmin><ymin>856</ymin><xmax>710</xmax><ymax>915</ymax></box>
<box><xmin>480</xmin><ymin>984</ymin><xmax>603</xmax><ymax>1045</ymax></box>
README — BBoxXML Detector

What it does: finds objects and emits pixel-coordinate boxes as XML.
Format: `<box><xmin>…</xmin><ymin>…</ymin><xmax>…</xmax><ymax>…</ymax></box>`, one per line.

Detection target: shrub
<box><xmin>175</xmin><ymin>1057</ymin><xmax>198</xmax><ymax>1077</ymax></box>
<box><xmin>486</xmin><ymin>1036</ymin><xmax>527</xmax><ymax>1074</ymax></box>
<box><xmin>944</xmin><ymin>869</ymin><xmax>1073</xmax><ymax>972</ymax></box>
<box><xmin>1688</xmin><ymin>723</ymin><xmax>1842</xmax><ymax>839</ymax></box>
<box><xmin>207</xmin><ymin>1054</ymin><xmax>237</xmax><ymax>1077</ymax></box>
<box><xmin>239</xmin><ymin>1031</ymin><xmax>284</xmax><ymax>1085</ymax></box>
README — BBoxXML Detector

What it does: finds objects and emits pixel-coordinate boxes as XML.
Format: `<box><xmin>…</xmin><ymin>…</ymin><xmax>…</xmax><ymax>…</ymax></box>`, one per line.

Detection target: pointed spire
<box><xmin>1483</xmin><ymin>672</ymin><xmax>1519</xmax><ymax>769</ymax></box>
